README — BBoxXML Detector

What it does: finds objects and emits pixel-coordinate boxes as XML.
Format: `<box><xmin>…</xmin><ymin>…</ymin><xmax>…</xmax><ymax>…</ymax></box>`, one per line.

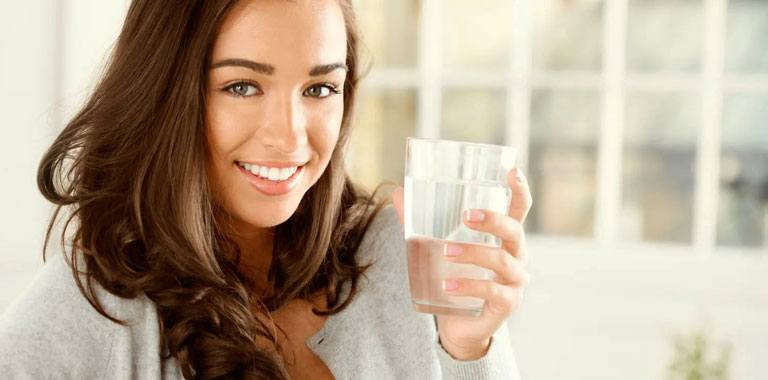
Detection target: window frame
<box><xmin>360</xmin><ymin>0</ymin><xmax>768</xmax><ymax>253</ymax></box>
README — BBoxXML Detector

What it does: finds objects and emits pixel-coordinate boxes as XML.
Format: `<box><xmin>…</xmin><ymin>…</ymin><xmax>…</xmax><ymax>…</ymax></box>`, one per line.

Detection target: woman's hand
<box><xmin>392</xmin><ymin>168</ymin><xmax>533</xmax><ymax>360</ymax></box>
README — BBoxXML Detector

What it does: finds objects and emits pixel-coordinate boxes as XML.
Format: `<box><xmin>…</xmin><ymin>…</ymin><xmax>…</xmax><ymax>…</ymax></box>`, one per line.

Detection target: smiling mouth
<box><xmin>235</xmin><ymin>161</ymin><xmax>306</xmax><ymax>197</ymax></box>
<box><xmin>235</xmin><ymin>161</ymin><xmax>307</xmax><ymax>182</ymax></box>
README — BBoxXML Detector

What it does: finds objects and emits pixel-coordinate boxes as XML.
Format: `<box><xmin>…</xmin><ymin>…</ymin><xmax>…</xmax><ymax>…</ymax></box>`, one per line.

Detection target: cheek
<box><xmin>311</xmin><ymin>104</ymin><xmax>343</xmax><ymax>161</ymax></box>
<box><xmin>307</xmin><ymin>124</ymin><xmax>340</xmax><ymax>182</ymax></box>
<box><xmin>205</xmin><ymin>99</ymin><xmax>251</xmax><ymax>163</ymax></box>
<box><xmin>204</xmin><ymin>100</ymin><xmax>250</xmax><ymax>197</ymax></box>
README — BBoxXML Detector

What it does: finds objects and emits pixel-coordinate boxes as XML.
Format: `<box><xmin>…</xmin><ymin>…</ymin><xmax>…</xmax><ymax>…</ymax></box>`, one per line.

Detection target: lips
<box><xmin>237</xmin><ymin>161</ymin><xmax>300</xmax><ymax>181</ymax></box>
<box><xmin>236</xmin><ymin>162</ymin><xmax>305</xmax><ymax>196</ymax></box>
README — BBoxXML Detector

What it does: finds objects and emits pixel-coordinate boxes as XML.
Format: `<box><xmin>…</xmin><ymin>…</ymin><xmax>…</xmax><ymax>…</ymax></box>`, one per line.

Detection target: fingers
<box><xmin>463</xmin><ymin>209</ymin><xmax>528</xmax><ymax>265</ymax></box>
<box><xmin>507</xmin><ymin>168</ymin><xmax>533</xmax><ymax>223</ymax></box>
<box><xmin>391</xmin><ymin>186</ymin><xmax>404</xmax><ymax>225</ymax></box>
<box><xmin>442</xmin><ymin>277</ymin><xmax>525</xmax><ymax>315</ymax></box>
<box><xmin>443</xmin><ymin>242</ymin><xmax>529</xmax><ymax>286</ymax></box>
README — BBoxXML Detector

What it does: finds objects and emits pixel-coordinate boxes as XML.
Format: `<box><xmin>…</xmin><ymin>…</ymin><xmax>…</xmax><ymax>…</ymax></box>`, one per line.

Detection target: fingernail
<box><xmin>443</xmin><ymin>244</ymin><xmax>463</xmax><ymax>257</ymax></box>
<box><xmin>465</xmin><ymin>209</ymin><xmax>485</xmax><ymax>222</ymax></box>
<box><xmin>443</xmin><ymin>279</ymin><xmax>459</xmax><ymax>291</ymax></box>
<box><xmin>515</xmin><ymin>169</ymin><xmax>526</xmax><ymax>184</ymax></box>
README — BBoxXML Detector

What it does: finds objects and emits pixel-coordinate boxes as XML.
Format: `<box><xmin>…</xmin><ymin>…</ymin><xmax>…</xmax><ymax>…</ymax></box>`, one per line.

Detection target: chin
<box><xmin>257</xmin><ymin>209</ymin><xmax>295</xmax><ymax>227</ymax></box>
<box><xmin>241</xmin><ymin>192</ymin><xmax>306</xmax><ymax>228</ymax></box>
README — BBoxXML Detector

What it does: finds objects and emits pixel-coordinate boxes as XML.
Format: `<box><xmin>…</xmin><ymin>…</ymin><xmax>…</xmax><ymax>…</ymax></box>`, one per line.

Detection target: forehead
<box><xmin>212</xmin><ymin>0</ymin><xmax>348</xmax><ymax>70</ymax></box>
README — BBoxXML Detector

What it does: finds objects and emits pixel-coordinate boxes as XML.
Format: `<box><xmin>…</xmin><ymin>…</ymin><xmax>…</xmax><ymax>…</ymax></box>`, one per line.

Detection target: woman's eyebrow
<box><xmin>308</xmin><ymin>62</ymin><xmax>348</xmax><ymax>76</ymax></box>
<box><xmin>211</xmin><ymin>58</ymin><xmax>274</xmax><ymax>74</ymax></box>
<box><xmin>210</xmin><ymin>58</ymin><xmax>347</xmax><ymax>76</ymax></box>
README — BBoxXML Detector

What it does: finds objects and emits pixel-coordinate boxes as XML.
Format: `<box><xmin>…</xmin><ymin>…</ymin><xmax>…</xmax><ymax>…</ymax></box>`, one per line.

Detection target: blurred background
<box><xmin>1</xmin><ymin>0</ymin><xmax>766</xmax><ymax>379</ymax></box>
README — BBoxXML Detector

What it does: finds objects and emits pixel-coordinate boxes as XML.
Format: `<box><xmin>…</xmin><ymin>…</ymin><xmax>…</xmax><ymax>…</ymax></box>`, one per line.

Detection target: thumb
<box><xmin>391</xmin><ymin>186</ymin><xmax>404</xmax><ymax>225</ymax></box>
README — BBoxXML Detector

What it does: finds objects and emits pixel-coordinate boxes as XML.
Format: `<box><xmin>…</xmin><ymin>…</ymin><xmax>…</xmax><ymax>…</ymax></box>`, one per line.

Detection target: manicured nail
<box><xmin>465</xmin><ymin>209</ymin><xmax>485</xmax><ymax>222</ymax></box>
<box><xmin>515</xmin><ymin>168</ymin><xmax>526</xmax><ymax>184</ymax></box>
<box><xmin>443</xmin><ymin>279</ymin><xmax>459</xmax><ymax>291</ymax></box>
<box><xmin>443</xmin><ymin>244</ymin><xmax>463</xmax><ymax>257</ymax></box>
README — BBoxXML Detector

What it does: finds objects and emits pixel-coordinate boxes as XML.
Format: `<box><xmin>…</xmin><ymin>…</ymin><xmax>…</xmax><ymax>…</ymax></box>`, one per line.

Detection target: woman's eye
<box><xmin>304</xmin><ymin>84</ymin><xmax>339</xmax><ymax>99</ymax></box>
<box><xmin>225</xmin><ymin>82</ymin><xmax>260</xmax><ymax>97</ymax></box>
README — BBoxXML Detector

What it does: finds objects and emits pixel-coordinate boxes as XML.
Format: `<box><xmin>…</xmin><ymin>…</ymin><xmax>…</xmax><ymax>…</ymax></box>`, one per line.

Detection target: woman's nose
<box><xmin>257</xmin><ymin>94</ymin><xmax>308</xmax><ymax>154</ymax></box>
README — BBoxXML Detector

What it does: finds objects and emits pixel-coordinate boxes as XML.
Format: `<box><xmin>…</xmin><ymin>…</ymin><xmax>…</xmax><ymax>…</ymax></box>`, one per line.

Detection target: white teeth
<box><xmin>268</xmin><ymin>167</ymin><xmax>279</xmax><ymax>181</ymax></box>
<box><xmin>239</xmin><ymin>162</ymin><xmax>300</xmax><ymax>181</ymax></box>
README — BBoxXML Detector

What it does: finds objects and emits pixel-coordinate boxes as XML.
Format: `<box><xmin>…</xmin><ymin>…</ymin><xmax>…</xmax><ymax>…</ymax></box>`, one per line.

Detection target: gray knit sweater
<box><xmin>0</xmin><ymin>206</ymin><xmax>520</xmax><ymax>379</ymax></box>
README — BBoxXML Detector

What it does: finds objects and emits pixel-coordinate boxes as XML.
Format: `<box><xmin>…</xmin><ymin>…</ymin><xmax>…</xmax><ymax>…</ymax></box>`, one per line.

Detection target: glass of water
<box><xmin>404</xmin><ymin>137</ymin><xmax>517</xmax><ymax>317</ymax></box>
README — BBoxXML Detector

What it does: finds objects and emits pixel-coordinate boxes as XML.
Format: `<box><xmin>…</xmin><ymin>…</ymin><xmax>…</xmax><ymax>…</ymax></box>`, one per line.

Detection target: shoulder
<box><xmin>355</xmin><ymin>204</ymin><xmax>410</xmax><ymax>290</ymax></box>
<box><xmin>0</xmin><ymin>251</ymin><xmax>158</xmax><ymax>378</ymax></box>
<box><xmin>357</xmin><ymin>204</ymin><xmax>405</xmax><ymax>264</ymax></box>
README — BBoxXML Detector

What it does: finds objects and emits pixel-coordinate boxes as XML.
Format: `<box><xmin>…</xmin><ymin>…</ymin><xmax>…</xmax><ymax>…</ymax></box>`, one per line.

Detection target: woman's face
<box><xmin>206</xmin><ymin>0</ymin><xmax>347</xmax><ymax>233</ymax></box>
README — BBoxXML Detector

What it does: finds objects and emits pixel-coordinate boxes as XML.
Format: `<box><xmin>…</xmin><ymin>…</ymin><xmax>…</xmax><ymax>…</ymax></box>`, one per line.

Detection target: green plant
<box><xmin>666</xmin><ymin>328</ymin><xmax>732</xmax><ymax>380</ymax></box>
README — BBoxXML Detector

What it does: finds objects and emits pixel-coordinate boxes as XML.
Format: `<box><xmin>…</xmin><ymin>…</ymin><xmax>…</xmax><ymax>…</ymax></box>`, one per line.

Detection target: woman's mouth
<box><xmin>235</xmin><ymin>161</ymin><xmax>306</xmax><ymax>196</ymax></box>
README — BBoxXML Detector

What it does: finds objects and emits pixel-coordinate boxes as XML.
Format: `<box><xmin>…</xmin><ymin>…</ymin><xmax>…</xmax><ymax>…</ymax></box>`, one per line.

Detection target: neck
<box><xmin>231</xmin><ymin>225</ymin><xmax>275</xmax><ymax>296</ymax></box>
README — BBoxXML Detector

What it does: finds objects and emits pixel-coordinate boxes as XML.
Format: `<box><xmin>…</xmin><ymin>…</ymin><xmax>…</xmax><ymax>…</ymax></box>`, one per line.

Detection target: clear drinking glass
<box><xmin>404</xmin><ymin>137</ymin><xmax>517</xmax><ymax>317</ymax></box>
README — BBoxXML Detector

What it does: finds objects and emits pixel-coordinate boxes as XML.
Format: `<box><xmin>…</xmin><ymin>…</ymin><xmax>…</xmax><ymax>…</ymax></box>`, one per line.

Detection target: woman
<box><xmin>0</xmin><ymin>0</ymin><xmax>532</xmax><ymax>379</ymax></box>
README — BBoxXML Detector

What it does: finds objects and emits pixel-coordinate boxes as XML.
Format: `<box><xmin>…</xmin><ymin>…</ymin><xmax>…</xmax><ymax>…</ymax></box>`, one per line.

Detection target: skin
<box><xmin>205</xmin><ymin>0</ymin><xmax>348</xmax><ymax>290</ymax></box>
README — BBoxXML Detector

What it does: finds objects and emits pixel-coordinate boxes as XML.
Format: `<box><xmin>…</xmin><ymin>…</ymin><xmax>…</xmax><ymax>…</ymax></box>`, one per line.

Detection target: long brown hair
<box><xmin>36</xmin><ymin>0</ymin><xmax>387</xmax><ymax>378</ymax></box>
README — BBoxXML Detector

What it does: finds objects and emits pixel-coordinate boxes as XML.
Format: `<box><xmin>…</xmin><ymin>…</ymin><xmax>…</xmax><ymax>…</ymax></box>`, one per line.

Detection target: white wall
<box><xmin>1</xmin><ymin>2</ymin><xmax>766</xmax><ymax>379</ymax></box>
<box><xmin>1</xmin><ymin>1</ymin><xmax>60</xmax><ymax>308</ymax></box>
<box><xmin>0</xmin><ymin>0</ymin><xmax>128</xmax><ymax>308</ymax></box>
<box><xmin>510</xmin><ymin>239</ymin><xmax>768</xmax><ymax>380</ymax></box>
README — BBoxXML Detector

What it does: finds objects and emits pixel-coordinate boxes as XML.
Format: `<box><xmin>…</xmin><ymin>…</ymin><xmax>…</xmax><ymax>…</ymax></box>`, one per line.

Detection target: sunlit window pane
<box><xmin>440</xmin><ymin>88</ymin><xmax>506</xmax><ymax>145</ymax></box>
<box><xmin>717</xmin><ymin>94</ymin><xmax>768</xmax><ymax>248</ymax></box>
<box><xmin>354</xmin><ymin>0</ymin><xmax>420</xmax><ymax>68</ymax></box>
<box><xmin>725</xmin><ymin>0</ymin><xmax>768</xmax><ymax>73</ymax></box>
<box><xmin>532</xmin><ymin>0</ymin><xmax>604</xmax><ymax>71</ymax></box>
<box><xmin>348</xmin><ymin>88</ymin><xmax>417</xmax><ymax>190</ymax></box>
<box><xmin>627</xmin><ymin>0</ymin><xmax>703</xmax><ymax>72</ymax></box>
<box><xmin>621</xmin><ymin>92</ymin><xmax>698</xmax><ymax>243</ymax></box>
<box><xmin>442</xmin><ymin>0</ymin><xmax>512</xmax><ymax>69</ymax></box>
<box><xmin>528</xmin><ymin>90</ymin><xmax>600</xmax><ymax>237</ymax></box>
<box><xmin>351</xmin><ymin>0</ymin><xmax>768</xmax><ymax>253</ymax></box>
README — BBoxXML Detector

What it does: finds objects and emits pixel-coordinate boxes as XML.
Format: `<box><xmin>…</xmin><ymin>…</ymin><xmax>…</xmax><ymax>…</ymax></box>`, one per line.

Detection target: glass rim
<box><xmin>406</xmin><ymin>136</ymin><xmax>517</xmax><ymax>153</ymax></box>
